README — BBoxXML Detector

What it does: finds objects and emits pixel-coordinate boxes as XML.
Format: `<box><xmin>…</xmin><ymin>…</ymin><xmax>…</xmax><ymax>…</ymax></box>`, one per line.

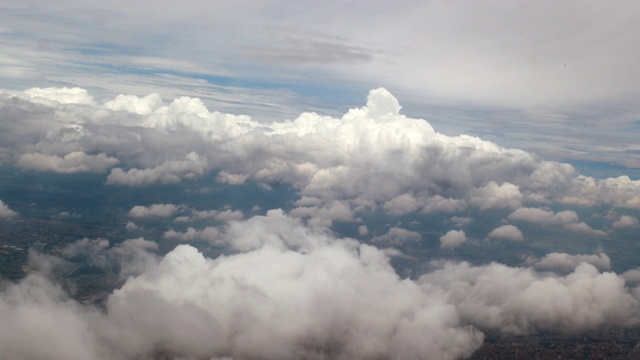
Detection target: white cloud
<box><xmin>383</xmin><ymin>193</ymin><xmax>419</xmax><ymax>216</ymax></box>
<box><xmin>17</xmin><ymin>151</ymin><xmax>119</xmax><ymax>173</ymax></box>
<box><xmin>3</xmin><ymin>87</ymin><xmax>640</xmax><ymax>216</ymax></box>
<box><xmin>372</xmin><ymin>227</ymin><xmax>422</xmax><ymax>245</ymax></box>
<box><xmin>0</xmin><ymin>200</ymin><xmax>17</xmax><ymax>219</ymax></box>
<box><xmin>107</xmin><ymin>152</ymin><xmax>207</xmax><ymax>186</ymax></box>
<box><xmin>508</xmin><ymin>207</ymin><xmax>577</xmax><ymax>226</ymax></box>
<box><xmin>622</xmin><ymin>269</ymin><xmax>640</xmax><ymax>285</ymax></box>
<box><xmin>488</xmin><ymin>225</ymin><xmax>524</xmax><ymax>242</ymax></box>
<box><xmin>612</xmin><ymin>215</ymin><xmax>639</xmax><ymax>229</ymax></box>
<box><xmin>421</xmin><ymin>196</ymin><xmax>467</xmax><ymax>214</ymax></box>
<box><xmin>532</xmin><ymin>252</ymin><xmax>611</xmax><ymax>273</ymax></box>
<box><xmin>191</xmin><ymin>209</ymin><xmax>244</xmax><ymax>222</ymax></box>
<box><xmin>3</xmin><ymin>211</ymin><xmax>640</xmax><ymax>359</ymax></box>
<box><xmin>440</xmin><ymin>230</ymin><xmax>467</xmax><ymax>249</ymax></box>
<box><xmin>288</xmin><ymin>200</ymin><xmax>354</xmax><ymax>228</ymax></box>
<box><xmin>125</xmin><ymin>222</ymin><xmax>141</xmax><ymax>231</ymax></box>
<box><xmin>129</xmin><ymin>204</ymin><xmax>180</xmax><ymax>218</ymax></box>
<box><xmin>23</xmin><ymin>87</ymin><xmax>94</xmax><ymax>105</ymax></box>
<box><xmin>468</xmin><ymin>182</ymin><xmax>523</xmax><ymax>210</ymax></box>
<box><xmin>450</xmin><ymin>216</ymin><xmax>473</xmax><ymax>228</ymax></box>
<box><xmin>61</xmin><ymin>238</ymin><xmax>110</xmax><ymax>257</ymax></box>
<box><xmin>104</xmin><ymin>93</ymin><xmax>162</xmax><ymax>115</ymax></box>
<box><xmin>508</xmin><ymin>207</ymin><xmax>605</xmax><ymax>237</ymax></box>
<box><xmin>215</xmin><ymin>171</ymin><xmax>248</xmax><ymax>185</ymax></box>
<box><xmin>420</xmin><ymin>261</ymin><xmax>639</xmax><ymax>334</ymax></box>
<box><xmin>563</xmin><ymin>176</ymin><xmax>640</xmax><ymax>209</ymax></box>
<box><xmin>163</xmin><ymin>226</ymin><xmax>221</xmax><ymax>243</ymax></box>
<box><xmin>563</xmin><ymin>222</ymin><xmax>606</xmax><ymax>237</ymax></box>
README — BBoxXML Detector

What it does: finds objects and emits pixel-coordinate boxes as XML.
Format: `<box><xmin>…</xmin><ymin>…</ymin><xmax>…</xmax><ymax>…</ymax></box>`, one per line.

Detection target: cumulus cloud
<box><xmin>468</xmin><ymin>181</ymin><xmax>522</xmax><ymax>210</ymax></box>
<box><xmin>508</xmin><ymin>207</ymin><xmax>605</xmax><ymax>237</ymax></box>
<box><xmin>215</xmin><ymin>171</ymin><xmax>248</xmax><ymax>185</ymax></box>
<box><xmin>383</xmin><ymin>193</ymin><xmax>420</xmax><ymax>216</ymax></box>
<box><xmin>23</xmin><ymin>87</ymin><xmax>94</xmax><ymax>105</ymax></box>
<box><xmin>17</xmin><ymin>151</ymin><xmax>119</xmax><ymax>173</ymax></box>
<box><xmin>372</xmin><ymin>227</ymin><xmax>422</xmax><ymax>245</ymax></box>
<box><xmin>440</xmin><ymin>230</ymin><xmax>467</xmax><ymax>249</ymax></box>
<box><xmin>163</xmin><ymin>226</ymin><xmax>221</xmax><ymax>243</ymax></box>
<box><xmin>450</xmin><ymin>216</ymin><xmax>473</xmax><ymax>227</ymax></box>
<box><xmin>0</xmin><ymin>200</ymin><xmax>17</xmax><ymax>218</ymax></box>
<box><xmin>191</xmin><ymin>209</ymin><xmax>244</xmax><ymax>222</ymax></box>
<box><xmin>4</xmin><ymin>209</ymin><xmax>640</xmax><ymax>359</ymax></box>
<box><xmin>288</xmin><ymin>200</ymin><xmax>354</xmax><ymax>228</ymax></box>
<box><xmin>3</xmin><ymin>86</ymin><xmax>640</xmax><ymax>217</ymax></box>
<box><xmin>487</xmin><ymin>224</ymin><xmax>524</xmax><ymax>241</ymax></box>
<box><xmin>104</xmin><ymin>93</ymin><xmax>163</xmax><ymax>115</ymax></box>
<box><xmin>532</xmin><ymin>252</ymin><xmax>611</xmax><ymax>273</ymax></box>
<box><xmin>420</xmin><ymin>261</ymin><xmax>639</xmax><ymax>334</ymax></box>
<box><xmin>0</xmin><ymin>211</ymin><xmax>488</xmax><ymax>360</ymax></box>
<box><xmin>508</xmin><ymin>207</ymin><xmax>578</xmax><ymax>226</ymax></box>
<box><xmin>128</xmin><ymin>204</ymin><xmax>180</xmax><ymax>218</ymax></box>
<box><xmin>107</xmin><ymin>152</ymin><xmax>207</xmax><ymax>186</ymax></box>
<box><xmin>612</xmin><ymin>215</ymin><xmax>639</xmax><ymax>229</ymax></box>
<box><xmin>125</xmin><ymin>222</ymin><xmax>141</xmax><ymax>231</ymax></box>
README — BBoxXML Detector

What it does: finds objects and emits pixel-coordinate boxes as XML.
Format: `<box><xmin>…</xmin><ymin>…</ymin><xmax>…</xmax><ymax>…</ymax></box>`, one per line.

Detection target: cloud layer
<box><xmin>0</xmin><ymin>87</ymin><xmax>639</xmax><ymax>359</ymax></box>
<box><xmin>3</xmin><ymin>86</ymin><xmax>640</xmax><ymax>226</ymax></box>
<box><xmin>2</xmin><ymin>211</ymin><xmax>640</xmax><ymax>359</ymax></box>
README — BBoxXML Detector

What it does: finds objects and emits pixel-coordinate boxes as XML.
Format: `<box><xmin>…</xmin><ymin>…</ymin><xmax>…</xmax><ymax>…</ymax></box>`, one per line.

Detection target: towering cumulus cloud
<box><xmin>3</xmin><ymin>86</ymin><xmax>639</xmax><ymax>222</ymax></box>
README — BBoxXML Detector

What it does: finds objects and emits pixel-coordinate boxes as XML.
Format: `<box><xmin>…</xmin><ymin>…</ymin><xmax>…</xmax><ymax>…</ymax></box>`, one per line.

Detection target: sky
<box><xmin>1</xmin><ymin>1</ymin><xmax>640</xmax><ymax>359</ymax></box>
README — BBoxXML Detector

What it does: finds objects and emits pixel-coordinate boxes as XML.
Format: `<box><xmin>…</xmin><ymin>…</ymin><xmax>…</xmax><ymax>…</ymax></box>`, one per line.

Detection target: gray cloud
<box><xmin>487</xmin><ymin>224</ymin><xmax>524</xmax><ymax>242</ymax></box>
<box><xmin>128</xmin><ymin>204</ymin><xmax>181</xmax><ymax>218</ymax></box>
<box><xmin>420</xmin><ymin>260</ymin><xmax>639</xmax><ymax>334</ymax></box>
<box><xmin>508</xmin><ymin>207</ymin><xmax>606</xmax><ymax>237</ymax></box>
<box><xmin>440</xmin><ymin>230</ymin><xmax>467</xmax><ymax>249</ymax></box>
<box><xmin>17</xmin><ymin>151</ymin><xmax>119</xmax><ymax>173</ymax></box>
<box><xmin>612</xmin><ymin>215</ymin><xmax>639</xmax><ymax>229</ymax></box>
<box><xmin>531</xmin><ymin>252</ymin><xmax>611</xmax><ymax>273</ymax></box>
<box><xmin>0</xmin><ymin>200</ymin><xmax>17</xmax><ymax>218</ymax></box>
<box><xmin>372</xmin><ymin>227</ymin><xmax>422</xmax><ymax>245</ymax></box>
